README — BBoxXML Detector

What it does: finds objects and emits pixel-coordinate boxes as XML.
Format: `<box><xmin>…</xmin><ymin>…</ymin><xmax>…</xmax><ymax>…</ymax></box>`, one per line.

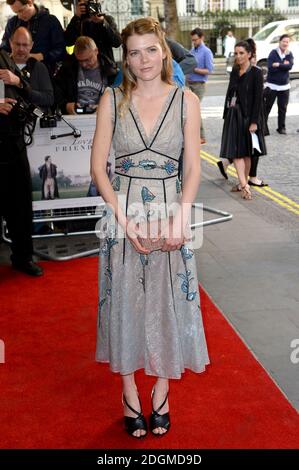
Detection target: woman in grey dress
<box><xmin>91</xmin><ymin>17</ymin><xmax>209</xmax><ymax>438</ymax></box>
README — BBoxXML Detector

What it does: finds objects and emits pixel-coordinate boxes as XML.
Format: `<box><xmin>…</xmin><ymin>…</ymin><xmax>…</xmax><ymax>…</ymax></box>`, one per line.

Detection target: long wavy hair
<box><xmin>119</xmin><ymin>17</ymin><xmax>173</xmax><ymax>116</ymax></box>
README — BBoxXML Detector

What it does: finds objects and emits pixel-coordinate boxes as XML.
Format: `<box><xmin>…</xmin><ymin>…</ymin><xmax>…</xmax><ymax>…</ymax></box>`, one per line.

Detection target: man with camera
<box><xmin>1</xmin><ymin>0</ymin><xmax>65</xmax><ymax>76</ymax></box>
<box><xmin>0</xmin><ymin>48</ymin><xmax>43</xmax><ymax>276</ymax></box>
<box><xmin>64</xmin><ymin>0</ymin><xmax>121</xmax><ymax>65</ymax></box>
<box><xmin>54</xmin><ymin>36</ymin><xmax>116</xmax><ymax>115</ymax></box>
<box><xmin>10</xmin><ymin>26</ymin><xmax>54</xmax><ymax>112</ymax></box>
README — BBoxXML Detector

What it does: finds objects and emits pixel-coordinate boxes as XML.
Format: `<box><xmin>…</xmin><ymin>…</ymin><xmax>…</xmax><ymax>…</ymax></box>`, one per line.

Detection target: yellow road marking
<box><xmin>200</xmin><ymin>150</ymin><xmax>299</xmax><ymax>215</ymax></box>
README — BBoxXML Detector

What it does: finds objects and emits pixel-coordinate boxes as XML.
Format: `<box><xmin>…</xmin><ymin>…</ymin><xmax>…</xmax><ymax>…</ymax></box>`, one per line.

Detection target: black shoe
<box><xmin>122</xmin><ymin>394</ymin><xmax>147</xmax><ymax>438</ymax></box>
<box><xmin>150</xmin><ymin>388</ymin><xmax>170</xmax><ymax>436</ymax></box>
<box><xmin>276</xmin><ymin>128</ymin><xmax>286</xmax><ymax>135</ymax></box>
<box><xmin>12</xmin><ymin>260</ymin><xmax>43</xmax><ymax>277</ymax></box>
<box><xmin>248</xmin><ymin>179</ymin><xmax>269</xmax><ymax>187</ymax></box>
<box><xmin>217</xmin><ymin>161</ymin><xmax>228</xmax><ymax>180</ymax></box>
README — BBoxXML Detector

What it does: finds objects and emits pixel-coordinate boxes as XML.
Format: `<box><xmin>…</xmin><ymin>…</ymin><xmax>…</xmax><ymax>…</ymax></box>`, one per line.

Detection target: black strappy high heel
<box><xmin>150</xmin><ymin>389</ymin><xmax>170</xmax><ymax>435</ymax></box>
<box><xmin>122</xmin><ymin>394</ymin><xmax>147</xmax><ymax>438</ymax></box>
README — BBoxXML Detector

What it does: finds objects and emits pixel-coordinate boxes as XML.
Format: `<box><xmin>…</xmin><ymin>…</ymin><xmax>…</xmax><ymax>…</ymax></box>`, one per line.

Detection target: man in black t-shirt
<box><xmin>54</xmin><ymin>36</ymin><xmax>116</xmax><ymax>115</ymax></box>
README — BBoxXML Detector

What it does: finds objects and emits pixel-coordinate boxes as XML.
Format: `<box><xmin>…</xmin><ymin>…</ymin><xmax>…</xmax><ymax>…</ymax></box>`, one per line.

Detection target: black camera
<box><xmin>83</xmin><ymin>0</ymin><xmax>103</xmax><ymax>18</ymax></box>
<box><xmin>40</xmin><ymin>114</ymin><xmax>57</xmax><ymax>128</ymax></box>
<box><xmin>11</xmin><ymin>96</ymin><xmax>43</xmax><ymax>123</ymax></box>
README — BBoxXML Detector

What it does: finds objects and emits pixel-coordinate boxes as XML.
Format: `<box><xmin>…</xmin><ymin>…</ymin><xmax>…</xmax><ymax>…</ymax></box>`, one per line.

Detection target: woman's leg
<box><xmin>217</xmin><ymin>158</ymin><xmax>230</xmax><ymax>179</ymax></box>
<box><xmin>263</xmin><ymin>87</ymin><xmax>277</xmax><ymax>130</ymax></box>
<box><xmin>151</xmin><ymin>377</ymin><xmax>169</xmax><ymax>435</ymax></box>
<box><xmin>249</xmin><ymin>156</ymin><xmax>258</xmax><ymax>179</ymax></box>
<box><xmin>122</xmin><ymin>373</ymin><xmax>146</xmax><ymax>437</ymax></box>
<box><xmin>234</xmin><ymin>157</ymin><xmax>252</xmax><ymax>199</ymax></box>
<box><xmin>277</xmin><ymin>89</ymin><xmax>289</xmax><ymax>132</ymax></box>
<box><xmin>248</xmin><ymin>155</ymin><xmax>268</xmax><ymax>186</ymax></box>
<box><xmin>244</xmin><ymin>157</ymin><xmax>251</xmax><ymax>182</ymax></box>
<box><xmin>233</xmin><ymin>157</ymin><xmax>247</xmax><ymax>188</ymax></box>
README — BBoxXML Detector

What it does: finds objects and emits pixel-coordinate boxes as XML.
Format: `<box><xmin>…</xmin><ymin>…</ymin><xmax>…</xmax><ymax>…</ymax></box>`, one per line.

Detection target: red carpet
<box><xmin>0</xmin><ymin>257</ymin><xmax>298</xmax><ymax>449</ymax></box>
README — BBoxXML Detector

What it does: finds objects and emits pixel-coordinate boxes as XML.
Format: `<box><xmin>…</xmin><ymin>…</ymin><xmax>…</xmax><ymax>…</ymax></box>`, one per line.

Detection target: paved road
<box><xmin>200</xmin><ymin>76</ymin><xmax>299</xmax><ymax>205</ymax></box>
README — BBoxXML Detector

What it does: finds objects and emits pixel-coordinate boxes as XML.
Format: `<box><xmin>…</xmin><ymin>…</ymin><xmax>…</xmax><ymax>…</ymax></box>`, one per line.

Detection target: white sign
<box><xmin>27</xmin><ymin>115</ymin><xmax>109</xmax><ymax>211</ymax></box>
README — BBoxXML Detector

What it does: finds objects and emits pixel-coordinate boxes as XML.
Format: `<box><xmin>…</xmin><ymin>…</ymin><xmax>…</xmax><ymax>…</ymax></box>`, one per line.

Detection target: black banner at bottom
<box><xmin>0</xmin><ymin>449</ymin><xmax>298</xmax><ymax>468</ymax></box>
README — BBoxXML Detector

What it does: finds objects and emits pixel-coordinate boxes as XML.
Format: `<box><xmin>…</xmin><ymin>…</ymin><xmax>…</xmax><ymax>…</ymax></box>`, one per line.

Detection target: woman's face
<box><xmin>279</xmin><ymin>37</ymin><xmax>290</xmax><ymax>52</ymax></box>
<box><xmin>234</xmin><ymin>46</ymin><xmax>251</xmax><ymax>66</ymax></box>
<box><xmin>126</xmin><ymin>33</ymin><xmax>166</xmax><ymax>82</ymax></box>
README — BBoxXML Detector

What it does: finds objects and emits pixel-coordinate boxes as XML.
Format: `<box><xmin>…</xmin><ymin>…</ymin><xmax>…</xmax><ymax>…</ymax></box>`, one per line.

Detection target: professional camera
<box><xmin>11</xmin><ymin>96</ymin><xmax>43</xmax><ymax>123</ymax></box>
<box><xmin>84</xmin><ymin>0</ymin><xmax>104</xmax><ymax>18</ymax></box>
<box><xmin>9</xmin><ymin>96</ymin><xmax>43</xmax><ymax>145</ymax></box>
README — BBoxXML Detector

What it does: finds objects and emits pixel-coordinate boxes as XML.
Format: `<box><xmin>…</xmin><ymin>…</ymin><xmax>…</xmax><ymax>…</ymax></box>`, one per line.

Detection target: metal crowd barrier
<box><xmin>1</xmin><ymin>203</ymin><xmax>232</xmax><ymax>261</ymax></box>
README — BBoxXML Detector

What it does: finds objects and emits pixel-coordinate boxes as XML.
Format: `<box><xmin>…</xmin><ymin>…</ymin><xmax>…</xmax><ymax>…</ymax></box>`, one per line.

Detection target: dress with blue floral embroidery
<box><xmin>96</xmin><ymin>86</ymin><xmax>209</xmax><ymax>379</ymax></box>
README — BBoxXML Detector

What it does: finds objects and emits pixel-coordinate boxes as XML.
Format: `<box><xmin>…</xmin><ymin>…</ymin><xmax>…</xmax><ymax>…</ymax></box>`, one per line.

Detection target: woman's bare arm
<box><xmin>90</xmin><ymin>89</ymin><xmax>149</xmax><ymax>254</ymax></box>
<box><xmin>90</xmin><ymin>89</ymin><xmax>127</xmax><ymax>229</ymax></box>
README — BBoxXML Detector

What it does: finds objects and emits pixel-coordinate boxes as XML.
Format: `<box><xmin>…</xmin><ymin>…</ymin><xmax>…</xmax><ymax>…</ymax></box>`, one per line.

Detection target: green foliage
<box><xmin>213</xmin><ymin>19</ymin><xmax>236</xmax><ymax>36</ymax></box>
<box><xmin>196</xmin><ymin>7</ymin><xmax>287</xmax><ymax>21</ymax></box>
<box><xmin>195</xmin><ymin>8</ymin><xmax>287</xmax><ymax>36</ymax></box>
<box><xmin>262</xmin><ymin>12</ymin><xmax>287</xmax><ymax>26</ymax></box>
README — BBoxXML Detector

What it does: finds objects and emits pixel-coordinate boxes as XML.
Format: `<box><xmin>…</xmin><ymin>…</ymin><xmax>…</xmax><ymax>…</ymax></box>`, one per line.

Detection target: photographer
<box><xmin>10</xmin><ymin>26</ymin><xmax>54</xmax><ymax>112</ymax></box>
<box><xmin>1</xmin><ymin>0</ymin><xmax>65</xmax><ymax>76</ymax></box>
<box><xmin>54</xmin><ymin>36</ymin><xmax>116</xmax><ymax>115</ymax></box>
<box><xmin>64</xmin><ymin>0</ymin><xmax>121</xmax><ymax>65</ymax></box>
<box><xmin>0</xmin><ymin>47</ymin><xmax>43</xmax><ymax>276</ymax></box>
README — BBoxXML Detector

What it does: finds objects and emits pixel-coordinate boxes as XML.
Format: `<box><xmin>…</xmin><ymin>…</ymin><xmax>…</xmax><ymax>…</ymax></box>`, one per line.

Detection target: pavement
<box><xmin>196</xmin><ymin>110</ymin><xmax>299</xmax><ymax>412</ymax></box>
<box><xmin>196</xmin><ymin>158</ymin><xmax>299</xmax><ymax>413</ymax></box>
<box><xmin>0</xmin><ymin>88</ymin><xmax>298</xmax><ymax>414</ymax></box>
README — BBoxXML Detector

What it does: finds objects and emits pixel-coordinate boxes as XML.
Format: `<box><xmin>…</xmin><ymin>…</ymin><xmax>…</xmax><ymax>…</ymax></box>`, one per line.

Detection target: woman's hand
<box><xmin>136</xmin><ymin>219</ymin><xmax>162</xmax><ymax>241</ymax></box>
<box><xmin>160</xmin><ymin>217</ymin><xmax>185</xmax><ymax>252</ymax></box>
<box><xmin>249</xmin><ymin>123</ymin><xmax>257</xmax><ymax>133</ymax></box>
<box><xmin>126</xmin><ymin>221</ymin><xmax>151</xmax><ymax>255</ymax></box>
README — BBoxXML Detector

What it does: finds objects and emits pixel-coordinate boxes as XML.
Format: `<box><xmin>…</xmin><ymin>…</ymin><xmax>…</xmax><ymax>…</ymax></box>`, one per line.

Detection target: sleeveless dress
<box><xmin>96</xmin><ymin>86</ymin><xmax>209</xmax><ymax>379</ymax></box>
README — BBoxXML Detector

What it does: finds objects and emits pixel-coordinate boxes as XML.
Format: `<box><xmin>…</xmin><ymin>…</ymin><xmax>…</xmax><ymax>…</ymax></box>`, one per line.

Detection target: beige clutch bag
<box><xmin>137</xmin><ymin>219</ymin><xmax>165</xmax><ymax>252</ymax></box>
<box><xmin>137</xmin><ymin>236</ymin><xmax>165</xmax><ymax>252</ymax></box>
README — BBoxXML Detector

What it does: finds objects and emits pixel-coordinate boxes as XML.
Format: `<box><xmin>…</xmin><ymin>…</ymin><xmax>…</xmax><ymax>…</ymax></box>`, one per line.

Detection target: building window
<box><xmin>186</xmin><ymin>0</ymin><xmax>195</xmax><ymax>14</ymax></box>
<box><xmin>208</xmin><ymin>0</ymin><xmax>224</xmax><ymax>10</ymax></box>
<box><xmin>131</xmin><ymin>0</ymin><xmax>144</xmax><ymax>16</ymax></box>
<box><xmin>265</xmin><ymin>0</ymin><xmax>274</xmax><ymax>7</ymax></box>
<box><xmin>238</xmin><ymin>0</ymin><xmax>247</xmax><ymax>9</ymax></box>
<box><xmin>288</xmin><ymin>0</ymin><xmax>299</xmax><ymax>6</ymax></box>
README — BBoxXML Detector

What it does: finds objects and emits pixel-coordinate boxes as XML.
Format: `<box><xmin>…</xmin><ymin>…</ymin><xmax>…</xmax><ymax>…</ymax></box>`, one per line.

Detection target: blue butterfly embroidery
<box><xmin>120</xmin><ymin>158</ymin><xmax>134</xmax><ymax>173</ymax></box>
<box><xmin>141</xmin><ymin>186</ymin><xmax>156</xmax><ymax>204</ymax></box>
<box><xmin>181</xmin><ymin>246</ymin><xmax>194</xmax><ymax>261</ymax></box>
<box><xmin>162</xmin><ymin>160</ymin><xmax>176</xmax><ymax>175</ymax></box>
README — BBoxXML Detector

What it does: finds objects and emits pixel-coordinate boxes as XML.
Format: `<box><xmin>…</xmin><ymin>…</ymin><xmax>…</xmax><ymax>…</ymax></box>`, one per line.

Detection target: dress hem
<box><xmin>95</xmin><ymin>359</ymin><xmax>210</xmax><ymax>380</ymax></box>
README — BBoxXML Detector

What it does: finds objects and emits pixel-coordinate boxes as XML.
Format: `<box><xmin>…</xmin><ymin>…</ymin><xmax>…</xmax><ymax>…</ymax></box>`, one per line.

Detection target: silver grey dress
<box><xmin>96</xmin><ymin>86</ymin><xmax>209</xmax><ymax>379</ymax></box>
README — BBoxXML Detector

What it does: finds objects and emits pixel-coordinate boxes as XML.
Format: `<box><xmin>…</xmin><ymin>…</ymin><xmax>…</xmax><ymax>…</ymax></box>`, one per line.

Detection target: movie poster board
<box><xmin>27</xmin><ymin>115</ymin><xmax>110</xmax><ymax>211</ymax></box>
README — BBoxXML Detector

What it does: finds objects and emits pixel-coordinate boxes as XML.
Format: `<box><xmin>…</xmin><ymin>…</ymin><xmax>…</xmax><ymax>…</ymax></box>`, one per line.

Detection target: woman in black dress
<box><xmin>220</xmin><ymin>40</ymin><xmax>266</xmax><ymax>200</ymax></box>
